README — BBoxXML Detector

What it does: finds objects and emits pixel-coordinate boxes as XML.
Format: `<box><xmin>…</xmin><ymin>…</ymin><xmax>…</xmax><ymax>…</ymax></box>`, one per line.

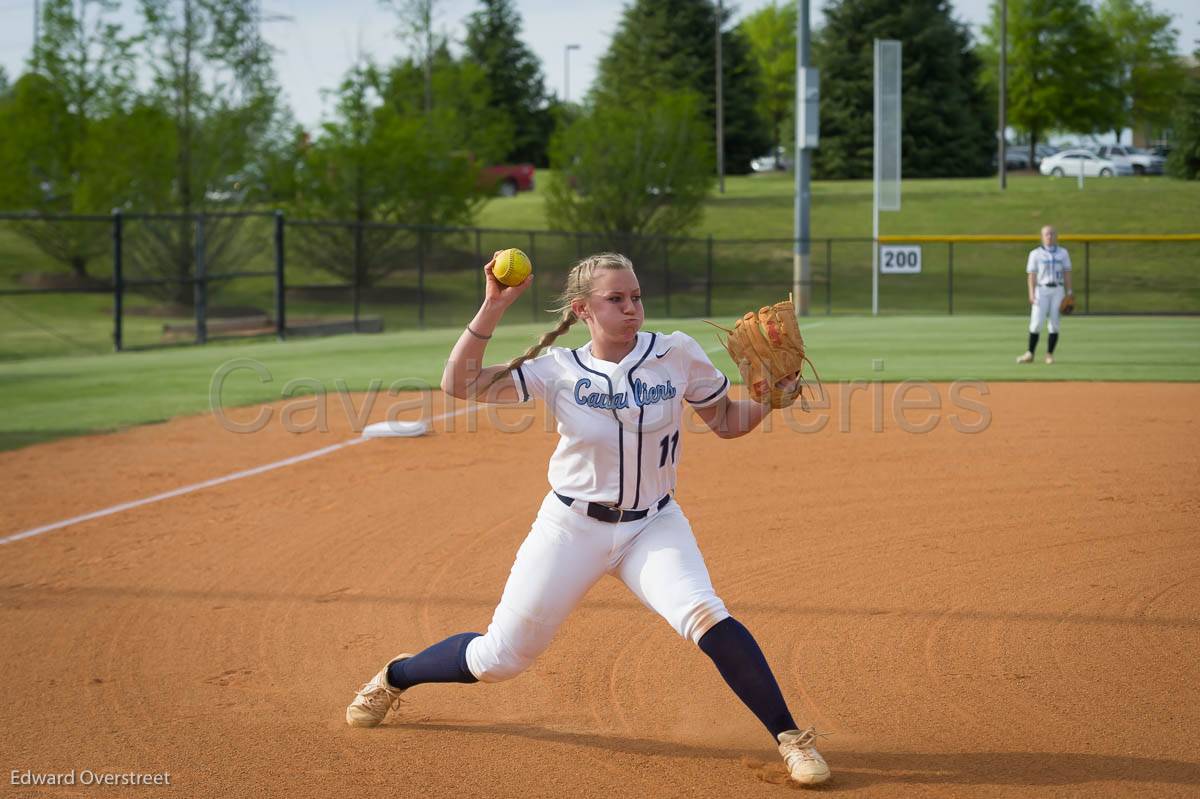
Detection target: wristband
<box><xmin>466</xmin><ymin>325</ymin><xmax>492</xmax><ymax>340</ymax></box>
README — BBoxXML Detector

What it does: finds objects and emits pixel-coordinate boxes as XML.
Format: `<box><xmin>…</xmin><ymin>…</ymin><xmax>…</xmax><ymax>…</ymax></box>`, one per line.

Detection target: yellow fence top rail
<box><xmin>878</xmin><ymin>234</ymin><xmax>1200</xmax><ymax>243</ymax></box>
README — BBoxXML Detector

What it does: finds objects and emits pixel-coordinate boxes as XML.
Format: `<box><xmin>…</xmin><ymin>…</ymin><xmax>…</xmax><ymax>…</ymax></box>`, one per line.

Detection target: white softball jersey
<box><xmin>1026</xmin><ymin>245</ymin><xmax>1071</xmax><ymax>333</ymax></box>
<box><xmin>1026</xmin><ymin>245</ymin><xmax>1072</xmax><ymax>286</ymax></box>
<box><xmin>461</xmin><ymin>330</ymin><xmax>733</xmax><ymax>682</ymax></box>
<box><xmin>512</xmin><ymin>330</ymin><xmax>729</xmax><ymax>510</ymax></box>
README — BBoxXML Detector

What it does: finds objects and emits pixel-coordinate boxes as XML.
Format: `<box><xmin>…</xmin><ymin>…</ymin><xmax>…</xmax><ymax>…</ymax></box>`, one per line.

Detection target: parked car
<box><xmin>480</xmin><ymin>163</ymin><xmax>535</xmax><ymax>197</ymax></box>
<box><xmin>993</xmin><ymin>149</ymin><xmax>1031</xmax><ymax>170</ymax></box>
<box><xmin>1038</xmin><ymin>149</ymin><xmax>1132</xmax><ymax>178</ymax></box>
<box><xmin>750</xmin><ymin>146</ymin><xmax>791</xmax><ymax>173</ymax></box>
<box><xmin>1094</xmin><ymin>145</ymin><xmax>1165</xmax><ymax>175</ymax></box>
<box><xmin>993</xmin><ymin>143</ymin><xmax>1057</xmax><ymax>170</ymax></box>
<box><xmin>1034</xmin><ymin>143</ymin><xmax>1059</xmax><ymax>166</ymax></box>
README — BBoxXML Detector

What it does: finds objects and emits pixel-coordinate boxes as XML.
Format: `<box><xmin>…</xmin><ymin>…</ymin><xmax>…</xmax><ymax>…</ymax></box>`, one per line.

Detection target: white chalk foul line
<box><xmin>1</xmin><ymin>406</ymin><xmax>471</xmax><ymax>546</ymax></box>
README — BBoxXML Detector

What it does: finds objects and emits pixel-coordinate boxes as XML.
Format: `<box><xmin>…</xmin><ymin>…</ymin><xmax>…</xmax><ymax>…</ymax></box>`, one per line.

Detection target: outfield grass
<box><xmin>1</xmin><ymin>315</ymin><xmax>1196</xmax><ymax>451</ymax></box>
<box><xmin>3</xmin><ymin>173</ymin><xmax>1197</xmax><ymax>361</ymax></box>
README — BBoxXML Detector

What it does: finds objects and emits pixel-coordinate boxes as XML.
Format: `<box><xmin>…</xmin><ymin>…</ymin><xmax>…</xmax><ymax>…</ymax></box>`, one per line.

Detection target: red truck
<box><xmin>480</xmin><ymin>164</ymin><xmax>536</xmax><ymax>197</ymax></box>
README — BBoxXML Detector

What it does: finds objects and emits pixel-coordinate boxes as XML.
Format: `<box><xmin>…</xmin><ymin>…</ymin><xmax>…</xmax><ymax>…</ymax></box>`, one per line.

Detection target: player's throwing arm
<box><xmin>439</xmin><ymin>251</ymin><xmax>535</xmax><ymax>403</ymax></box>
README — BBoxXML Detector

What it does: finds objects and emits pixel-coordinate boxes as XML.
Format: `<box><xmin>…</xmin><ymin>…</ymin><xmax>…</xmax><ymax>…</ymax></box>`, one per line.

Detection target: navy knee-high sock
<box><xmin>1028</xmin><ymin>332</ymin><xmax>1040</xmax><ymax>354</ymax></box>
<box><xmin>1048</xmin><ymin>332</ymin><xmax>1059</xmax><ymax>353</ymax></box>
<box><xmin>386</xmin><ymin>632</ymin><xmax>480</xmax><ymax>690</ymax></box>
<box><xmin>698</xmin><ymin>617</ymin><xmax>797</xmax><ymax>740</ymax></box>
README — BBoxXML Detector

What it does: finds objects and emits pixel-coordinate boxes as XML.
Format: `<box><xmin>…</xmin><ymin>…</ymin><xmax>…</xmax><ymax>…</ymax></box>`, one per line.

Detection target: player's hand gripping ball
<box><xmin>492</xmin><ymin>248</ymin><xmax>533</xmax><ymax>287</ymax></box>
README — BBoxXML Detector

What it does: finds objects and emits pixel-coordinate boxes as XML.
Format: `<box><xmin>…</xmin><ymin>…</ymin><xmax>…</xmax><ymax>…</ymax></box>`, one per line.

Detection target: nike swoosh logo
<box><xmin>655</xmin><ymin>349</ymin><xmax>672</xmax><ymax>359</ymax></box>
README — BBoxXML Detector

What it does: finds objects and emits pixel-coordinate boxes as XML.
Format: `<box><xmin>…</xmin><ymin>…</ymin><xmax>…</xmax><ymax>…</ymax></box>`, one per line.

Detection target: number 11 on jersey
<box><xmin>659</xmin><ymin>430</ymin><xmax>680</xmax><ymax>468</ymax></box>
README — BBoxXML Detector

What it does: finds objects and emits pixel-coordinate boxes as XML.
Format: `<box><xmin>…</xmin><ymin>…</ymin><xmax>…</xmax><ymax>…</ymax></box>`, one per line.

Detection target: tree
<box><xmin>382</xmin><ymin>43</ymin><xmax>512</xmax><ymax>165</ymax></box>
<box><xmin>980</xmin><ymin>0</ymin><xmax>1121</xmax><ymax>166</ymax></box>
<box><xmin>136</xmin><ymin>0</ymin><xmax>284</xmax><ymax>303</ymax></box>
<box><xmin>463</xmin><ymin>0</ymin><xmax>553</xmax><ymax>165</ymax></box>
<box><xmin>379</xmin><ymin>0</ymin><xmax>442</xmax><ymax>113</ymax></box>
<box><xmin>1097</xmin><ymin>0</ymin><xmax>1186</xmax><ymax>142</ymax></box>
<box><xmin>740</xmin><ymin>2</ymin><xmax>796</xmax><ymax>152</ymax></box>
<box><xmin>244</xmin><ymin>110</ymin><xmax>306</xmax><ymax>206</ymax></box>
<box><xmin>545</xmin><ymin>90</ymin><xmax>714</xmax><ymax>245</ymax></box>
<box><xmin>0</xmin><ymin>65</ymin><xmax>9</xmax><ymax>94</ymax></box>
<box><xmin>594</xmin><ymin>0</ymin><xmax>771</xmax><ymax>174</ymax></box>
<box><xmin>289</xmin><ymin>60</ymin><xmax>486</xmax><ymax>286</ymax></box>
<box><xmin>0</xmin><ymin>0</ymin><xmax>137</xmax><ymax>279</ymax></box>
<box><xmin>80</xmin><ymin>101</ymin><xmax>177</xmax><ymax>211</ymax></box>
<box><xmin>1167</xmin><ymin>33</ymin><xmax>1200</xmax><ymax>179</ymax></box>
<box><xmin>815</xmin><ymin>0</ymin><xmax>996</xmax><ymax>179</ymax></box>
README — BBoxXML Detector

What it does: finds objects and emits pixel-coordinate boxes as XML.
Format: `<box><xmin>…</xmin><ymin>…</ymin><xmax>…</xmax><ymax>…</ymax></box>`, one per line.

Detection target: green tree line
<box><xmin>0</xmin><ymin>0</ymin><xmax>1195</xmax><ymax>292</ymax></box>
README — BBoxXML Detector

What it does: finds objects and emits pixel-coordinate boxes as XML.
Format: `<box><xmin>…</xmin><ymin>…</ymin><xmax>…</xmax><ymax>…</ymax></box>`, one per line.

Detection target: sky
<box><xmin>1</xmin><ymin>0</ymin><xmax>1197</xmax><ymax>129</ymax></box>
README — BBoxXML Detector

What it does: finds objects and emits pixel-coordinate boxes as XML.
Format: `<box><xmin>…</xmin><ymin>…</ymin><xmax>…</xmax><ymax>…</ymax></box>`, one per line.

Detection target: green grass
<box><xmin>3</xmin><ymin>173</ymin><xmax>1197</xmax><ymax>361</ymax></box>
<box><xmin>478</xmin><ymin>171</ymin><xmax>1200</xmax><ymax>238</ymax></box>
<box><xmin>1</xmin><ymin>314</ymin><xmax>1196</xmax><ymax>451</ymax></box>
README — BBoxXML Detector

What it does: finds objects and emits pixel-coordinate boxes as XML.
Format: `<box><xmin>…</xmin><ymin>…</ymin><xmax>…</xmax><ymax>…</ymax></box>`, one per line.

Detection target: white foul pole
<box><xmin>873</xmin><ymin>39</ymin><xmax>901</xmax><ymax>317</ymax></box>
<box><xmin>793</xmin><ymin>0</ymin><xmax>817</xmax><ymax>314</ymax></box>
<box><xmin>872</xmin><ymin>40</ymin><xmax>881</xmax><ymax>317</ymax></box>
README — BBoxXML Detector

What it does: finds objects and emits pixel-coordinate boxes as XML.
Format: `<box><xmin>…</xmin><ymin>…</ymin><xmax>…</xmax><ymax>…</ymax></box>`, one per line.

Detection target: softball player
<box><xmin>1017</xmin><ymin>225</ymin><xmax>1073</xmax><ymax>365</ymax></box>
<box><xmin>346</xmin><ymin>252</ymin><xmax>831</xmax><ymax>786</ymax></box>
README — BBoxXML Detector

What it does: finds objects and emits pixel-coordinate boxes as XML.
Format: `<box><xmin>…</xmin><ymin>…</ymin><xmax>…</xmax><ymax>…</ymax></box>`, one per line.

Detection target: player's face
<box><xmin>579</xmin><ymin>268</ymin><xmax>644</xmax><ymax>343</ymax></box>
<box><xmin>1042</xmin><ymin>227</ymin><xmax>1057</xmax><ymax>248</ymax></box>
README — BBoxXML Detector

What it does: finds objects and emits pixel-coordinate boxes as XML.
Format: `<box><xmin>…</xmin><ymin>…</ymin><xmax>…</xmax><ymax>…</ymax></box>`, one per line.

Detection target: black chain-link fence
<box><xmin>1</xmin><ymin>212</ymin><xmax>1196</xmax><ymax>359</ymax></box>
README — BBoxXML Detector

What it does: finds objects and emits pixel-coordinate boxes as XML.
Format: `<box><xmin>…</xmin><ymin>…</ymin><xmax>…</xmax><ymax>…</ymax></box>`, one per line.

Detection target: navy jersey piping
<box><xmin>571</xmin><ymin>347</ymin><xmax>625</xmax><ymax>507</ymax></box>
<box><xmin>625</xmin><ymin>332</ymin><xmax>657</xmax><ymax>509</ymax></box>
<box><xmin>514</xmin><ymin>366</ymin><xmax>530</xmax><ymax>403</ymax></box>
<box><xmin>692</xmin><ymin>374</ymin><xmax>729</xmax><ymax>406</ymax></box>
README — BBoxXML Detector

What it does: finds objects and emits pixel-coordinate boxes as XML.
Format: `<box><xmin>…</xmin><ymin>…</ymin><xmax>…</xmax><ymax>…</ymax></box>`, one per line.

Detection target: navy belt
<box><xmin>555</xmin><ymin>492</ymin><xmax>672</xmax><ymax>523</ymax></box>
<box><xmin>1042</xmin><ymin>282</ymin><xmax>1058</xmax><ymax>288</ymax></box>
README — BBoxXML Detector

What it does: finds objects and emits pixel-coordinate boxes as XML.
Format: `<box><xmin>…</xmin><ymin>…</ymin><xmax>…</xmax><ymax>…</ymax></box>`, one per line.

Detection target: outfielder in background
<box><xmin>1018</xmin><ymin>225</ymin><xmax>1074</xmax><ymax>365</ymax></box>
<box><xmin>346</xmin><ymin>252</ymin><xmax>831</xmax><ymax>786</ymax></box>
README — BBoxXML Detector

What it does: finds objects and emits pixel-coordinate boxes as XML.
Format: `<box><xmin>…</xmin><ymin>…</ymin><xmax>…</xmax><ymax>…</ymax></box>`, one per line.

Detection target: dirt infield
<box><xmin>2</xmin><ymin>383</ymin><xmax>1198</xmax><ymax>798</ymax></box>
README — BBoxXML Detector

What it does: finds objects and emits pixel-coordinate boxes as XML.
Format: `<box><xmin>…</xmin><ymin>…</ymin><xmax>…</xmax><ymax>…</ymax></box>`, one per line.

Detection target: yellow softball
<box><xmin>493</xmin><ymin>248</ymin><xmax>532</xmax><ymax>287</ymax></box>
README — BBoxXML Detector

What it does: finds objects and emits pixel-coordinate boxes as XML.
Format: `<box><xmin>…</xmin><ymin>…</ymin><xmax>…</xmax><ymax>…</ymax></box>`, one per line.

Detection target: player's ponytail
<box><xmin>488</xmin><ymin>252</ymin><xmax>634</xmax><ymax>386</ymax></box>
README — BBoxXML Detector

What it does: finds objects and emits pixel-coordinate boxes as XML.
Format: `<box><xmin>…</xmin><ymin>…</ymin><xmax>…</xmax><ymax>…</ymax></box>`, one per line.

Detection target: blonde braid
<box><xmin>485</xmin><ymin>252</ymin><xmax>635</xmax><ymax>388</ymax></box>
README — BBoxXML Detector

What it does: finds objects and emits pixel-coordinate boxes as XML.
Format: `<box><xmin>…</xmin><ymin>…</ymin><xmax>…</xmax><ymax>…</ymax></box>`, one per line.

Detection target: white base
<box><xmin>362</xmin><ymin>420</ymin><xmax>431</xmax><ymax>439</ymax></box>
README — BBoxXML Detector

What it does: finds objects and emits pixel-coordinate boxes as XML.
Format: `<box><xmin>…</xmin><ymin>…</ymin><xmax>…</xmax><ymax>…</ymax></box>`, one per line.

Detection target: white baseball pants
<box><xmin>464</xmin><ymin>492</ymin><xmax>730</xmax><ymax>682</ymax></box>
<box><xmin>1029</xmin><ymin>285</ymin><xmax>1065</xmax><ymax>334</ymax></box>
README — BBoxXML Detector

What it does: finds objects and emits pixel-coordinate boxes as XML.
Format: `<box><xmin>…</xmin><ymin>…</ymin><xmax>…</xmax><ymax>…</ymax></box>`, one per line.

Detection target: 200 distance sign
<box><xmin>881</xmin><ymin>245</ymin><xmax>922</xmax><ymax>274</ymax></box>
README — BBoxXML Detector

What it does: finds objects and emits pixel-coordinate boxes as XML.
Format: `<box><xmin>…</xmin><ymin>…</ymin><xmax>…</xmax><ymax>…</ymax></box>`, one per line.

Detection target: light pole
<box><xmin>998</xmin><ymin>0</ymin><xmax>1007</xmax><ymax>190</ymax></box>
<box><xmin>564</xmin><ymin>44</ymin><xmax>580</xmax><ymax>103</ymax></box>
<box><xmin>32</xmin><ymin>0</ymin><xmax>41</xmax><ymax>70</ymax></box>
<box><xmin>716</xmin><ymin>0</ymin><xmax>725</xmax><ymax>193</ymax></box>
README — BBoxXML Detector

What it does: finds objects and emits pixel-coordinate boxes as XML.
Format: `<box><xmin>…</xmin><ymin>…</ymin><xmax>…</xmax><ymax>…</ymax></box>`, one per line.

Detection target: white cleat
<box><xmin>777</xmin><ymin>727</ymin><xmax>831</xmax><ymax>786</ymax></box>
<box><xmin>1045</xmin><ymin>353</ymin><xmax>1055</xmax><ymax>365</ymax></box>
<box><xmin>346</xmin><ymin>653</ymin><xmax>414</xmax><ymax>727</ymax></box>
<box><xmin>1016</xmin><ymin>351</ymin><xmax>1034</xmax><ymax>364</ymax></box>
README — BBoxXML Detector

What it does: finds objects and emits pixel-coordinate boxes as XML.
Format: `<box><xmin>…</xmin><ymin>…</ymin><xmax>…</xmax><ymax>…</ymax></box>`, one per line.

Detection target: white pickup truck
<box><xmin>1094</xmin><ymin>145</ymin><xmax>1166</xmax><ymax>175</ymax></box>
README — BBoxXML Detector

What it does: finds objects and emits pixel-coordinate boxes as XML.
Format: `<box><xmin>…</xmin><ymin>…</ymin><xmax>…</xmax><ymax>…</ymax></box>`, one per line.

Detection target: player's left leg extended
<box><xmin>1020</xmin><ymin>289</ymin><xmax>1052</xmax><ymax>363</ymax></box>
<box><xmin>1046</xmin><ymin>288</ymin><xmax>1063</xmax><ymax>364</ymax></box>
<box><xmin>614</xmin><ymin>501</ymin><xmax>830</xmax><ymax>784</ymax></box>
<box><xmin>347</xmin><ymin>492</ymin><xmax>610</xmax><ymax>726</ymax></box>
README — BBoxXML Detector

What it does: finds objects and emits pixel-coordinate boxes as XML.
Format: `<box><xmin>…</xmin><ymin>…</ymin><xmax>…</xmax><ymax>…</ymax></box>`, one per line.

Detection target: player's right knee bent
<box><xmin>680</xmin><ymin>597</ymin><xmax>731</xmax><ymax>644</ymax></box>
<box><xmin>463</xmin><ymin>623</ymin><xmax>548</xmax><ymax>683</ymax></box>
<box><xmin>467</xmin><ymin>651</ymin><xmax>532</xmax><ymax>683</ymax></box>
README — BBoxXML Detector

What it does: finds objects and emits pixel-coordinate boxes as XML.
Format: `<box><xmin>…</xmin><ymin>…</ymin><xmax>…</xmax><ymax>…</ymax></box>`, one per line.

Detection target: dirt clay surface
<box><xmin>2</xmin><ymin>382</ymin><xmax>1198</xmax><ymax>798</ymax></box>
